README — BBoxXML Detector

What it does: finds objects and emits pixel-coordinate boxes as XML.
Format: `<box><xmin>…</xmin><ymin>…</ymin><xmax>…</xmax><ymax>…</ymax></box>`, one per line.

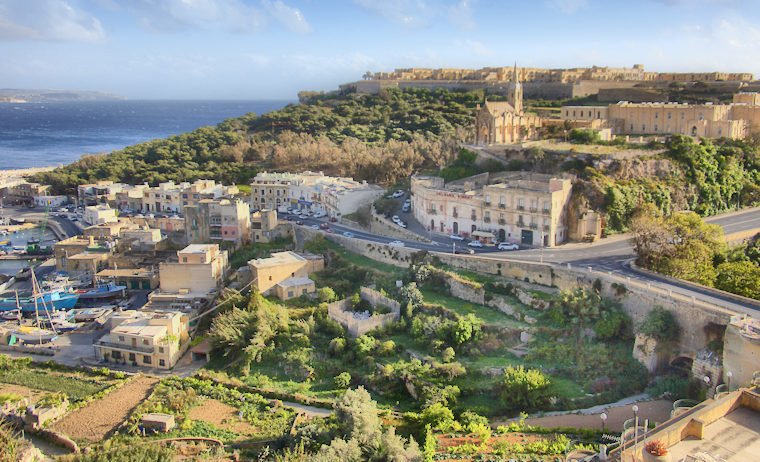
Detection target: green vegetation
<box><xmin>0</xmin><ymin>355</ymin><xmax>123</xmax><ymax>404</ymax></box>
<box><xmin>227</xmin><ymin>236</ymin><xmax>294</xmax><ymax>269</ymax></box>
<box><xmin>33</xmin><ymin>88</ymin><xmax>483</xmax><ymax>194</ymax></box>
<box><xmin>58</xmin><ymin>444</ymin><xmax>179</xmax><ymax>462</ymax></box>
<box><xmin>639</xmin><ymin>307</ymin><xmax>681</xmax><ymax>342</ymax></box>
<box><xmin>0</xmin><ymin>420</ymin><xmax>25</xmax><ymax>462</ymax></box>
<box><xmin>632</xmin><ymin>208</ymin><xmax>760</xmax><ymax>299</ymax></box>
<box><xmin>438</xmin><ymin>148</ymin><xmax>505</xmax><ymax>182</ymax></box>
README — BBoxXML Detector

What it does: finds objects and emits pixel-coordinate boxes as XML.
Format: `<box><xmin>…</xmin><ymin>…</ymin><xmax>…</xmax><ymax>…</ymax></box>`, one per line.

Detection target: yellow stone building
<box><xmin>157</xmin><ymin>244</ymin><xmax>229</xmax><ymax>299</ymax></box>
<box><xmin>248</xmin><ymin>251</ymin><xmax>323</xmax><ymax>296</ymax></box>
<box><xmin>561</xmin><ymin>92</ymin><xmax>760</xmax><ymax>139</ymax></box>
<box><xmin>474</xmin><ymin>66</ymin><xmax>542</xmax><ymax>145</ymax></box>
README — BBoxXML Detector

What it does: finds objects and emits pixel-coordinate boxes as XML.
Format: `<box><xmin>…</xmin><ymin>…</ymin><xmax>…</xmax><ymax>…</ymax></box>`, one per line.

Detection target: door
<box><xmin>498</xmin><ymin>229</ymin><xmax>506</xmax><ymax>242</ymax></box>
<box><xmin>453</xmin><ymin>222</ymin><xmax>458</xmax><ymax>235</ymax></box>
<box><xmin>521</xmin><ymin>229</ymin><xmax>533</xmax><ymax>245</ymax></box>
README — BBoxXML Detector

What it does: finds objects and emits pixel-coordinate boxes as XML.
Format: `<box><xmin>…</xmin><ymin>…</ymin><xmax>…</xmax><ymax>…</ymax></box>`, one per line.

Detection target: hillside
<box><xmin>0</xmin><ymin>88</ymin><xmax>124</xmax><ymax>103</ymax></box>
<box><xmin>33</xmin><ymin>88</ymin><xmax>481</xmax><ymax>194</ymax></box>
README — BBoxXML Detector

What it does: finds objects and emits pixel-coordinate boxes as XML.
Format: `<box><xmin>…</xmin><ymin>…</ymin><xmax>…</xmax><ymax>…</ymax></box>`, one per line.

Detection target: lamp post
<box><xmin>727</xmin><ymin>371</ymin><xmax>733</xmax><ymax>392</ymax></box>
<box><xmin>600</xmin><ymin>412</ymin><xmax>608</xmax><ymax>434</ymax></box>
<box><xmin>632</xmin><ymin>404</ymin><xmax>639</xmax><ymax>462</ymax></box>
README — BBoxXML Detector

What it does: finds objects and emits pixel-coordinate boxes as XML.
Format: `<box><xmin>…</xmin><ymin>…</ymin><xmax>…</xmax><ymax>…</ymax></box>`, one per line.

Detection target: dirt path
<box><xmin>501</xmin><ymin>400</ymin><xmax>674</xmax><ymax>433</ymax></box>
<box><xmin>51</xmin><ymin>375</ymin><xmax>158</xmax><ymax>443</ymax></box>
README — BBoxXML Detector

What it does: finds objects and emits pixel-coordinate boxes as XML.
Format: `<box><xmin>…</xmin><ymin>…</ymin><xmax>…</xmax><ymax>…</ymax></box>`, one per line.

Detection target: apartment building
<box><xmin>94</xmin><ymin>311</ymin><xmax>187</xmax><ymax>369</ymax></box>
<box><xmin>137</xmin><ymin>180</ymin><xmax>239</xmax><ymax>214</ymax></box>
<box><xmin>248</xmin><ymin>251</ymin><xmax>323</xmax><ymax>296</ymax></box>
<box><xmin>184</xmin><ymin>198</ymin><xmax>251</xmax><ymax>247</ymax></box>
<box><xmin>54</xmin><ymin>236</ymin><xmax>114</xmax><ymax>272</ymax></box>
<box><xmin>411</xmin><ymin>172</ymin><xmax>573</xmax><ymax>247</ymax></box>
<box><xmin>251</xmin><ymin>209</ymin><xmax>278</xmax><ymax>243</ymax></box>
<box><xmin>83</xmin><ymin>204</ymin><xmax>118</xmax><ymax>225</ymax></box>
<box><xmin>158</xmin><ymin>244</ymin><xmax>229</xmax><ymax>298</ymax></box>
<box><xmin>250</xmin><ymin>171</ymin><xmax>383</xmax><ymax>218</ymax></box>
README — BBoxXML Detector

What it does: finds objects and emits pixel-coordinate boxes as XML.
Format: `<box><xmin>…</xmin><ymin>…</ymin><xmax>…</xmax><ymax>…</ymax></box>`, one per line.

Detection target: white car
<box><xmin>450</xmin><ymin>234</ymin><xmax>465</xmax><ymax>241</ymax></box>
<box><xmin>388</xmin><ymin>240</ymin><xmax>405</xmax><ymax>247</ymax></box>
<box><xmin>467</xmin><ymin>240</ymin><xmax>484</xmax><ymax>248</ymax></box>
<box><xmin>343</xmin><ymin>231</ymin><xmax>355</xmax><ymax>238</ymax></box>
<box><xmin>392</xmin><ymin>190</ymin><xmax>404</xmax><ymax>198</ymax></box>
<box><xmin>397</xmin><ymin>221</ymin><xmax>407</xmax><ymax>228</ymax></box>
<box><xmin>392</xmin><ymin>215</ymin><xmax>400</xmax><ymax>223</ymax></box>
<box><xmin>498</xmin><ymin>242</ymin><xmax>520</xmax><ymax>251</ymax></box>
<box><xmin>310</xmin><ymin>224</ymin><xmax>319</xmax><ymax>230</ymax></box>
<box><xmin>313</xmin><ymin>211</ymin><xmax>326</xmax><ymax>218</ymax></box>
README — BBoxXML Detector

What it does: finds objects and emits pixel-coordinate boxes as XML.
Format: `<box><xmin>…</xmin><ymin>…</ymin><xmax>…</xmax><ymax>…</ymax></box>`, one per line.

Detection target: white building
<box><xmin>83</xmin><ymin>204</ymin><xmax>118</xmax><ymax>226</ymax></box>
<box><xmin>411</xmin><ymin>172</ymin><xmax>573</xmax><ymax>247</ymax></box>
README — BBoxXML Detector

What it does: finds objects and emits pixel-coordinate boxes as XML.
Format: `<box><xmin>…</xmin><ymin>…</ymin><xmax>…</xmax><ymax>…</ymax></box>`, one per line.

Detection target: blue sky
<box><xmin>0</xmin><ymin>0</ymin><xmax>758</xmax><ymax>99</ymax></box>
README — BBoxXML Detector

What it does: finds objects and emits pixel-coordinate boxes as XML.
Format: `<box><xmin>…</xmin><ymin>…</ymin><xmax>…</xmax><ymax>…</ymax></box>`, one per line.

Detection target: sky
<box><xmin>0</xmin><ymin>0</ymin><xmax>759</xmax><ymax>100</ymax></box>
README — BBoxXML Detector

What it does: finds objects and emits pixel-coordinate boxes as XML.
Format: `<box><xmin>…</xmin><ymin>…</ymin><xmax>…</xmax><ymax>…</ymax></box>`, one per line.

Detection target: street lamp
<box><xmin>600</xmin><ymin>412</ymin><xmax>608</xmax><ymax>434</ymax></box>
<box><xmin>632</xmin><ymin>404</ymin><xmax>640</xmax><ymax>460</ymax></box>
<box><xmin>727</xmin><ymin>371</ymin><xmax>733</xmax><ymax>391</ymax></box>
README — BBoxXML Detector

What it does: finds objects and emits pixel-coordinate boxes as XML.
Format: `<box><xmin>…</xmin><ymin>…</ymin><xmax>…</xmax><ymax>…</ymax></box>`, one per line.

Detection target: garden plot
<box><xmin>51</xmin><ymin>375</ymin><xmax>158</xmax><ymax>442</ymax></box>
<box><xmin>0</xmin><ymin>384</ymin><xmax>48</xmax><ymax>404</ymax></box>
<box><xmin>187</xmin><ymin>398</ymin><xmax>256</xmax><ymax>437</ymax></box>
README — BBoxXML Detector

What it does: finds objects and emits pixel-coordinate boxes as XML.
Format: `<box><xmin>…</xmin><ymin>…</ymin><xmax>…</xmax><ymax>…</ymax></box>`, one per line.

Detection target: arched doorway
<box><xmin>453</xmin><ymin>222</ymin><xmax>459</xmax><ymax>235</ymax></box>
<box><xmin>691</xmin><ymin>126</ymin><xmax>698</xmax><ymax>136</ymax></box>
<box><xmin>498</xmin><ymin>229</ymin><xmax>506</xmax><ymax>242</ymax></box>
<box><xmin>471</xmin><ymin>224</ymin><xmax>477</xmax><ymax>233</ymax></box>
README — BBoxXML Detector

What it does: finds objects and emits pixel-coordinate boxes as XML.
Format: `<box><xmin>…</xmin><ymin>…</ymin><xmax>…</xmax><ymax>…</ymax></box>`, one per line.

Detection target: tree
<box><xmin>318</xmin><ymin>287</ymin><xmax>337</xmax><ymax>303</ymax></box>
<box><xmin>334</xmin><ymin>372</ymin><xmax>352</xmax><ymax>389</ymax></box>
<box><xmin>417</xmin><ymin>403</ymin><xmax>457</xmax><ymax>432</ymax></box>
<box><xmin>501</xmin><ymin>366</ymin><xmax>552</xmax><ymax>410</ymax></box>
<box><xmin>715</xmin><ymin>261</ymin><xmax>760</xmax><ymax>300</ymax></box>
<box><xmin>334</xmin><ymin>387</ymin><xmax>381</xmax><ymax>447</ymax></box>
<box><xmin>399</xmin><ymin>282</ymin><xmax>424</xmax><ymax>312</ymax></box>
<box><xmin>639</xmin><ymin>307</ymin><xmax>680</xmax><ymax>342</ymax></box>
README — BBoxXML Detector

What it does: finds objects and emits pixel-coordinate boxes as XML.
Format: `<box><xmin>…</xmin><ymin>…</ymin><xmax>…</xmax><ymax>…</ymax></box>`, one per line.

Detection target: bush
<box><xmin>639</xmin><ymin>307</ymin><xmax>680</xmax><ymax>342</ymax></box>
<box><xmin>501</xmin><ymin>366</ymin><xmax>552</xmax><ymax>411</ymax></box>
<box><xmin>334</xmin><ymin>372</ymin><xmax>351</xmax><ymax>389</ymax></box>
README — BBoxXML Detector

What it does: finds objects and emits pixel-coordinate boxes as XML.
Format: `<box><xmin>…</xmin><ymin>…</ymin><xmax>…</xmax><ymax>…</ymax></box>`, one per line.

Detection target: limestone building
<box><xmin>561</xmin><ymin>92</ymin><xmax>760</xmax><ymax>139</ymax></box>
<box><xmin>184</xmin><ymin>198</ymin><xmax>251</xmax><ymax>247</ymax></box>
<box><xmin>158</xmin><ymin>244</ymin><xmax>229</xmax><ymax>299</ymax></box>
<box><xmin>248</xmin><ymin>251</ymin><xmax>323</xmax><ymax>296</ymax></box>
<box><xmin>411</xmin><ymin>172</ymin><xmax>573</xmax><ymax>247</ymax></box>
<box><xmin>474</xmin><ymin>66</ymin><xmax>541</xmax><ymax>145</ymax></box>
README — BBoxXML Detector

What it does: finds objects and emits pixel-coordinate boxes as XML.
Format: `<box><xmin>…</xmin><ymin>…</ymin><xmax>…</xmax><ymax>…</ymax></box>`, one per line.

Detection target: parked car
<box><xmin>343</xmin><ymin>231</ymin><xmax>355</xmax><ymax>238</ymax></box>
<box><xmin>497</xmin><ymin>242</ymin><xmax>520</xmax><ymax>251</ymax></box>
<box><xmin>455</xmin><ymin>248</ymin><xmax>475</xmax><ymax>255</ymax></box>
<box><xmin>388</xmin><ymin>240</ymin><xmax>405</xmax><ymax>247</ymax></box>
<box><xmin>392</xmin><ymin>190</ymin><xmax>405</xmax><ymax>198</ymax></box>
<box><xmin>310</xmin><ymin>224</ymin><xmax>319</xmax><ymax>230</ymax></box>
<box><xmin>402</xmin><ymin>204</ymin><xmax>411</xmax><ymax>213</ymax></box>
<box><xmin>392</xmin><ymin>215</ymin><xmax>400</xmax><ymax>223</ymax></box>
<box><xmin>450</xmin><ymin>234</ymin><xmax>465</xmax><ymax>241</ymax></box>
<box><xmin>296</xmin><ymin>220</ymin><xmax>304</xmax><ymax>225</ymax></box>
<box><xmin>397</xmin><ymin>221</ymin><xmax>407</xmax><ymax>228</ymax></box>
<box><xmin>319</xmin><ymin>223</ymin><xmax>330</xmax><ymax>230</ymax></box>
<box><xmin>467</xmin><ymin>240</ymin><xmax>483</xmax><ymax>248</ymax></box>
<box><xmin>330</xmin><ymin>217</ymin><xmax>338</xmax><ymax>223</ymax></box>
<box><xmin>313</xmin><ymin>211</ymin><xmax>326</xmax><ymax>218</ymax></box>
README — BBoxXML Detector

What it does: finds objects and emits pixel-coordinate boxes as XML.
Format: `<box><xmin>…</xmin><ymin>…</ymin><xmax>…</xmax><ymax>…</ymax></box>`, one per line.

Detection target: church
<box><xmin>474</xmin><ymin>65</ymin><xmax>542</xmax><ymax>145</ymax></box>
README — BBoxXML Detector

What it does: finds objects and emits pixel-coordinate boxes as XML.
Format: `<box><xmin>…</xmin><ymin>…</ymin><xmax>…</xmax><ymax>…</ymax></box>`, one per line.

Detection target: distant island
<box><xmin>0</xmin><ymin>88</ymin><xmax>125</xmax><ymax>103</ymax></box>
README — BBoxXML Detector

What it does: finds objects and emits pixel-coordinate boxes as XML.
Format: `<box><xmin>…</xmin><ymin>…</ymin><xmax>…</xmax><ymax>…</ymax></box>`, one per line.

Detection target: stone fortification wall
<box><xmin>327</xmin><ymin>287</ymin><xmax>400</xmax><ymax>337</ymax></box>
<box><xmin>369</xmin><ymin>212</ymin><xmax>431</xmax><ymax>243</ymax></box>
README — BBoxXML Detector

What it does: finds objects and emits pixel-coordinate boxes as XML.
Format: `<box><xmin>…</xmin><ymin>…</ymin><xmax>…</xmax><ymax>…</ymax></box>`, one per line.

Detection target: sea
<box><xmin>0</xmin><ymin>100</ymin><xmax>292</xmax><ymax>170</ymax></box>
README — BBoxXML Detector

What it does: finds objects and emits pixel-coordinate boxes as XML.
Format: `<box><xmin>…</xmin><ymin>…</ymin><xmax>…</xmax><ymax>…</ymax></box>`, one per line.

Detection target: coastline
<box><xmin>0</xmin><ymin>166</ymin><xmax>58</xmax><ymax>177</ymax></box>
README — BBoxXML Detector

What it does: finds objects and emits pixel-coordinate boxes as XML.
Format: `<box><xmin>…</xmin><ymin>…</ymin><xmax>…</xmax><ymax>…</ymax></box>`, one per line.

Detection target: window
<box><xmin>573</xmin><ymin>110</ymin><xmax>576</xmax><ymax>117</ymax></box>
<box><xmin>158</xmin><ymin>347</ymin><xmax>164</xmax><ymax>353</ymax></box>
<box><xmin>654</xmin><ymin>124</ymin><xmax>658</xmax><ymax>132</ymax></box>
<box><xmin>143</xmin><ymin>339</ymin><xmax>149</xmax><ymax>345</ymax></box>
<box><xmin>597</xmin><ymin>111</ymin><xmax>601</xmax><ymax>119</ymax></box>
<box><xmin>655</xmin><ymin>113</ymin><xmax>658</xmax><ymax>119</ymax></box>
<box><xmin>681</xmin><ymin>112</ymin><xmax>685</xmax><ymax>120</ymax></box>
<box><xmin>182</xmin><ymin>257</ymin><xmax>187</xmax><ymax>263</ymax></box>
<box><xmin>112</xmin><ymin>351</ymin><xmax>121</xmax><ymax>360</ymax></box>
<box><xmin>642</xmin><ymin>124</ymin><xmax>646</xmax><ymax>131</ymax></box>
<box><xmin>291</xmin><ymin>272</ymin><xmax>295</xmax><ymax>277</ymax></box>
<box><xmin>159</xmin><ymin>359</ymin><xmax>165</xmax><ymax>367</ymax></box>
<box><xmin>288</xmin><ymin>291</ymin><xmax>294</xmax><ymax>298</ymax></box>
<box><xmin>302</xmin><ymin>289</ymin><xmax>308</xmax><ymax>295</ymax></box>
<box><xmin>143</xmin><ymin>356</ymin><xmax>152</xmax><ymax>364</ymax></box>
<box><xmin>118</xmin><ymin>335</ymin><xmax>125</xmax><ymax>342</ymax></box>
<box><xmin>128</xmin><ymin>353</ymin><xmax>136</xmax><ymax>362</ymax></box>
<box><xmin>269</xmin><ymin>275</ymin><xmax>272</xmax><ymax>281</ymax></box>
<box><xmin>699</xmin><ymin>113</ymin><xmax>704</xmax><ymax>121</ymax></box>
<box><xmin>630</xmin><ymin>123</ymin><xmax>634</xmax><ymax>130</ymax></box>
<box><xmin>668</xmin><ymin>112</ymin><xmax>672</xmax><ymax>120</ymax></box>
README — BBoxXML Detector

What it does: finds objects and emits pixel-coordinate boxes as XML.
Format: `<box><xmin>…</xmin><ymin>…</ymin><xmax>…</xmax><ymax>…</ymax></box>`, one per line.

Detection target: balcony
<box><xmin>96</xmin><ymin>340</ymin><xmax>154</xmax><ymax>354</ymax></box>
<box><xmin>499</xmin><ymin>203</ymin><xmax>506</xmax><ymax>209</ymax></box>
<box><xmin>517</xmin><ymin>205</ymin><xmax>525</xmax><ymax>211</ymax></box>
<box><xmin>470</xmin><ymin>215</ymin><xmax>477</xmax><ymax>221</ymax></box>
<box><xmin>484</xmin><ymin>201</ymin><xmax>491</xmax><ymax>206</ymax></box>
<box><xmin>428</xmin><ymin>209</ymin><xmax>437</xmax><ymax>215</ymax></box>
<box><xmin>517</xmin><ymin>221</ymin><xmax>525</xmax><ymax>228</ymax></box>
<box><xmin>530</xmin><ymin>207</ymin><xmax>538</xmax><ymax>213</ymax></box>
<box><xmin>452</xmin><ymin>212</ymin><xmax>458</xmax><ymax>218</ymax></box>
<box><xmin>542</xmin><ymin>209</ymin><xmax>551</xmax><ymax>215</ymax></box>
<box><xmin>543</xmin><ymin>225</ymin><xmax>551</xmax><ymax>232</ymax></box>
<box><xmin>530</xmin><ymin>223</ymin><xmax>538</xmax><ymax>230</ymax></box>
<box><xmin>484</xmin><ymin>217</ymin><xmax>491</xmax><ymax>223</ymax></box>
<box><xmin>498</xmin><ymin>219</ymin><xmax>506</xmax><ymax>225</ymax></box>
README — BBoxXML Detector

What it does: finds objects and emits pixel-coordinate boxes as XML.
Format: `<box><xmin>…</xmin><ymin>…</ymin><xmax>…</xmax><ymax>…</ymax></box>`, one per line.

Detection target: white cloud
<box><xmin>286</xmin><ymin>52</ymin><xmax>378</xmax><ymax>77</ymax></box>
<box><xmin>545</xmin><ymin>0</ymin><xmax>589</xmax><ymax>14</ymax></box>
<box><xmin>448</xmin><ymin>0</ymin><xmax>476</xmax><ymax>30</ymax></box>
<box><xmin>453</xmin><ymin>38</ymin><xmax>492</xmax><ymax>57</ymax></box>
<box><xmin>0</xmin><ymin>0</ymin><xmax>105</xmax><ymax>42</ymax></box>
<box><xmin>262</xmin><ymin>0</ymin><xmax>311</xmax><ymax>33</ymax></box>
<box><xmin>129</xmin><ymin>0</ymin><xmax>266</xmax><ymax>33</ymax></box>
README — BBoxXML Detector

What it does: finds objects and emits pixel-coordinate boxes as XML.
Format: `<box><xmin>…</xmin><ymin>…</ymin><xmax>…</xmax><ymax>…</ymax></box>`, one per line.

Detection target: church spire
<box><xmin>514</xmin><ymin>62</ymin><xmax>519</xmax><ymax>83</ymax></box>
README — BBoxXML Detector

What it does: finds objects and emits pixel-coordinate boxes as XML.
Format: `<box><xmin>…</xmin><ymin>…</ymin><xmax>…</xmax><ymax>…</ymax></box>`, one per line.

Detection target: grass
<box><xmin>420</xmin><ymin>288</ymin><xmax>528</xmax><ymax>329</ymax></box>
<box><xmin>228</xmin><ymin>236</ymin><xmax>294</xmax><ymax>269</ymax></box>
<box><xmin>0</xmin><ymin>368</ymin><xmax>118</xmax><ymax>402</ymax></box>
<box><xmin>324</xmin><ymin>240</ymin><xmax>405</xmax><ymax>276</ymax></box>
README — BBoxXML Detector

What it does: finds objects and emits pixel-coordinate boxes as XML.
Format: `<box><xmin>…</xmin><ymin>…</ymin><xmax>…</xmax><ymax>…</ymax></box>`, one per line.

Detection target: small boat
<box><xmin>11</xmin><ymin>325</ymin><xmax>57</xmax><ymax>343</ymax></box>
<box><xmin>76</xmin><ymin>282</ymin><xmax>127</xmax><ymax>300</ymax></box>
<box><xmin>0</xmin><ymin>290</ymin><xmax>79</xmax><ymax>312</ymax></box>
<box><xmin>42</xmin><ymin>312</ymin><xmax>78</xmax><ymax>332</ymax></box>
<box><xmin>1</xmin><ymin>309</ymin><xmax>21</xmax><ymax>321</ymax></box>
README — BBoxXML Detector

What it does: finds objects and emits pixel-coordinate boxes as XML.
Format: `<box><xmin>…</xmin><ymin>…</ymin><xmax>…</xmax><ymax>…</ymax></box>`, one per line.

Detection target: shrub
<box><xmin>334</xmin><ymin>372</ymin><xmax>351</xmax><ymax>389</ymax></box>
<box><xmin>501</xmin><ymin>366</ymin><xmax>552</xmax><ymax>411</ymax></box>
<box><xmin>639</xmin><ymin>307</ymin><xmax>680</xmax><ymax>342</ymax></box>
<box><xmin>329</xmin><ymin>337</ymin><xmax>347</xmax><ymax>355</ymax></box>
<box><xmin>645</xmin><ymin>439</ymin><xmax>668</xmax><ymax>456</ymax></box>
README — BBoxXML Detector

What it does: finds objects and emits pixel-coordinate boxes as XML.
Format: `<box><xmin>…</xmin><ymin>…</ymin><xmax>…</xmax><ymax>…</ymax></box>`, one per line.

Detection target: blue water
<box><xmin>0</xmin><ymin>100</ymin><xmax>291</xmax><ymax>169</ymax></box>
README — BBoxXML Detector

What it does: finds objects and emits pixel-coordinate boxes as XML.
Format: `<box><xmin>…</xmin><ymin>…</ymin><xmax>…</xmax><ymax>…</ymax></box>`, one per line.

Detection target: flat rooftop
<box><xmin>276</xmin><ymin>276</ymin><xmax>314</xmax><ymax>288</ymax></box>
<box><xmin>668</xmin><ymin>407</ymin><xmax>760</xmax><ymax>461</ymax></box>
<box><xmin>249</xmin><ymin>251</ymin><xmax>305</xmax><ymax>268</ymax></box>
<box><xmin>179</xmin><ymin>244</ymin><xmax>216</xmax><ymax>254</ymax></box>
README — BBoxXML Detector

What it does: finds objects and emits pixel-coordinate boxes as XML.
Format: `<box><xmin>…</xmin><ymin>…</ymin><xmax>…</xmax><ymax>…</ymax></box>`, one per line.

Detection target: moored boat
<box><xmin>77</xmin><ymin>282</ymin><xmax>127</xmax><ymax>300</ymax></box>
<box><xmin>0</xmin><ymin>290</ymin><xmax>79</xmax><ymax>312</ymax></box>
<box><xmin>11</xmin><ymin>325</ymin><xmax>57</xmax><ymax>343</ymax></box>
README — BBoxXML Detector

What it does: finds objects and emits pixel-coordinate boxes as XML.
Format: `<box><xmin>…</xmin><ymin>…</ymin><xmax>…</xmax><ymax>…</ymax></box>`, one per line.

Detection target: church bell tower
<box><xmin>509</xmin><ymin>62</ymin><xmax>523</xmax><ymax>115</ymax></box>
